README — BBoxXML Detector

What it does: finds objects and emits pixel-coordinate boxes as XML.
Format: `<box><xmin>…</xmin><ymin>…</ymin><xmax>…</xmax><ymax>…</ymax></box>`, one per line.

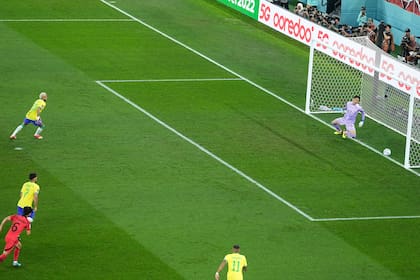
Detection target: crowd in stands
<box><xmin>293</xmin><ymin>4</ymin><xmax>375</xmax><ymax>38</ymax></box>
<box><xmin>285</xmin><ymin>2</ymin><xmax>419</xmax><ymax>65</ymax></box>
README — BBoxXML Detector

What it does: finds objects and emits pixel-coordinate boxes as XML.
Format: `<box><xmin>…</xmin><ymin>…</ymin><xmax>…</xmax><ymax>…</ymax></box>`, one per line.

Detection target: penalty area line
<box><xmin>95</xmin><ymin>80</ymin><xmax>315</xmax><ymax>222</ymax></box>
<box><xmin>96</xmin><ymin>80</ymin><xmax>420</xmax><ymax>222</ymax></box>
<box><xmin>97</xmin><ymin>78</ymin><xmax>243</xmax><ymax>83</ymax></box>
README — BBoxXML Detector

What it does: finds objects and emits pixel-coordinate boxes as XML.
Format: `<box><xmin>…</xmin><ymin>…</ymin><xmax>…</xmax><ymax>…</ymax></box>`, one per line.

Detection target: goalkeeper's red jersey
<box><xmin>5</xmin><ymin>215</ymin><xmax>31</xmax><ymax>240</ymax></box>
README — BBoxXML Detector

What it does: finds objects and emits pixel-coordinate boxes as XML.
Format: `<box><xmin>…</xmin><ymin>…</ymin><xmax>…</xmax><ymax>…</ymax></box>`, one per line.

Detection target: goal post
<box><xmin>406</xmin><ymin>95</ymin><xmax>420</xmax><ymax>168</ymax></box>
<box><xmin>305</xmin><ymin>39</ymin><xmax>420</xmax><ymax>169</ymax></box>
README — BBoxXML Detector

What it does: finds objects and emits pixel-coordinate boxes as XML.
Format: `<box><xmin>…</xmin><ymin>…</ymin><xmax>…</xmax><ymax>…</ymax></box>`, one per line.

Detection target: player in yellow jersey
<box><xmin>10</xmin><ymin>92</ymin><xmax>48</xmax><ymax>140</ymax></box>
<box><xmin>16</xmin><ymin>173</ymin><xmax>40</xmax><ymax>222</ymax></box>
<box><xmin>215</xmin><ymin>245</ymin><xmax>247</xmax><ymax>280</ymax></box>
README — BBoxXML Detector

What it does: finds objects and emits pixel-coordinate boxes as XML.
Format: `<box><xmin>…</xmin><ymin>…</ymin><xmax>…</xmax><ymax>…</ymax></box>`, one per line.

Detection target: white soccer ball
<box><xmin>27</xmin><ymin>217</ymin><xmax>33</xmax><ymax>223</ymax></box>
<box><xmin>383</xmin><ymin>148</ymin><xmax>391</xmax><ymax>156</ymax></box>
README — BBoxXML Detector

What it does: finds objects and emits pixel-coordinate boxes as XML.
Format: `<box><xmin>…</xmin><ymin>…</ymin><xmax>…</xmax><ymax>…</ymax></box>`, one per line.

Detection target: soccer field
<box><xmin>1</xmin><ymin>0</ymin><xmax>420</xmax><ymax>279</ymax></box>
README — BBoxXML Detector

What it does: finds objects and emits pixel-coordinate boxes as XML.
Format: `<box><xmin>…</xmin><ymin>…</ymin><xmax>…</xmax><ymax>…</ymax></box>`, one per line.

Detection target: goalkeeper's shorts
<box><xmin>334</xmin><ymin>117</ymin><xmax>355</xmax><ymax>132</ymax></box>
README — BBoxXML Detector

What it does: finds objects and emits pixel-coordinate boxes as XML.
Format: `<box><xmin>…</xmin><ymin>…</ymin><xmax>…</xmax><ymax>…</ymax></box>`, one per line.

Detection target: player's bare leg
<box><xmin>12</xmin><ymin>242</ymin><xmax>22</xmax><ymax>267</ymax></box>
<box><xmin>34</xmin><ymin>124</ymin><xmax>44</xmax><ymax>140</ymax></box>
<box><xmin>10</xmin><ymin>123</ymin><xmax>25</xmax><ymax>140</ymax></box>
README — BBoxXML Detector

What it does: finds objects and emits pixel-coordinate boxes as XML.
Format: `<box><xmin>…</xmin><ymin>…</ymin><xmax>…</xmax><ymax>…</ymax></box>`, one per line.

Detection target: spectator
<box><xmin>294</xmin><ymin>3</ymin><xmax>301</xmax><ymax>13</ymax></box>
<box><xmin>357</xmin><ymin>6</ymin><xmax>368</xmax><ymax>27</ymax></box>
<box><xmin>367</xmin><ymin>18</ymin><xmax>375</xmax><ymax>29</ymax></box>
<box><xmin>367</xmin><ymin>24</ymin><xmax>376</xmax><ymax>43</ymax></box>
<box><xmin>375</xmin><ymin>20</ymin><xmax>386</xmax><ymax>48</ymax></box>
<box><xmin>367</xmin><ymin>18</ymin><xmax>376</xmax><ymax>41</ymax></box>
<box><xmin>294</xmin><ymin>3</ymin><xmax>307</xmax><ymax>17</ymax></box>
<box><xmin>401</xmin><ymin>28</ymin><xmax>417</xmax><ymax>60</ymax></box>
<box><xmin>339</xmin><ymin>25</ymin><xmax>356</xmax><ymax>37</ymax></box>
<box><xmin>382</xmin><ymin>24</ymin><xmax>395</xmax><ymax>54</ymax></box>
<box><xmin>329</xmin><ymin>17</ymin><xmax>340</xmax><ymax>32</ymax></box>
<box><xmin>358</xmin><ymin>24</ymin><xmax>370</xmax><ymax>37</ymax></box>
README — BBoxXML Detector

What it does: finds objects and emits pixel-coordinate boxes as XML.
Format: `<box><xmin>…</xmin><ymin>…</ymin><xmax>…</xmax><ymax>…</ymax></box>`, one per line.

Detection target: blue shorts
<box><xmin>23</xmin><ymin>118</ymin><xmax>43</xmax><ymax>127</ymax></box>
<box><xmin>17</xmin><ymin>206</ymin><xmax>35</xmax><ymax>219</ymax></box>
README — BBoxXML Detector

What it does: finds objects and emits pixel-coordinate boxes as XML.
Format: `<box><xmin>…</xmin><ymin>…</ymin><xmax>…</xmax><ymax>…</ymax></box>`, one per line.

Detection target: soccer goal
<box><xmin>305</xmin><ymin>39</ymin><xmax>420</xmax><ymax>169</ymax></box>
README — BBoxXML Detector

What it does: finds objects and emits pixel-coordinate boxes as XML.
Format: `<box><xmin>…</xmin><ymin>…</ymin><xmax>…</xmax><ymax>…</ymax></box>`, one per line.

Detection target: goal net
<box><xmin>305</xmin><ymin>39</ymin><xmax>420</xmax><ymax>169</ymax></box>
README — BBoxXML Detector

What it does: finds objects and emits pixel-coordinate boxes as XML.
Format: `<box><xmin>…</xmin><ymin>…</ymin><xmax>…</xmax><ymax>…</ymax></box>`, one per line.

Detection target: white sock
<box><xmin>35</xmin><ymin>127</ymin><xmax>43</xmax><ymax>135</ymax></box>
<box><xmin>11</xmin><ymin>124</ymin><xmax>24</xmax><ymax>136</ymax></box>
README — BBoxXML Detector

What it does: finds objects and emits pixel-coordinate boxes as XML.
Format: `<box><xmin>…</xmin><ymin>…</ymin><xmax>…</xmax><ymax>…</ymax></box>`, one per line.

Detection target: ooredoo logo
<box><xmin>272</xmin><ymin>14</ymin><xmax>313</xmax><ymax>43</ymax></box>
<box><xmin>332</xmin><ymin>41</ymin><xmax>375</xmax><ymax>73</ymax></box>
<box><xmin>259</xmin><ymin>3</ymin><xmax>313</xmax><ymax>43</ymax></box>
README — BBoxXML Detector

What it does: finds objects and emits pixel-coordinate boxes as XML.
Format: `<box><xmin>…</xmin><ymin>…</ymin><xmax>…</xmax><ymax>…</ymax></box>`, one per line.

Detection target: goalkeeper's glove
<box><xmin>358</xmin><ymin>121</ymin><xmax>364</xmax><ymax>128</ymax></box>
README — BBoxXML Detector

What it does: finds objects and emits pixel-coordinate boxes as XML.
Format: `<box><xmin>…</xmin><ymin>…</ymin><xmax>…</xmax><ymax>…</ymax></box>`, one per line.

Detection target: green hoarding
<box><xmin>216</xmin><ymin>0</ymin><xmax>260</xmax><ymax>19</ymax></box>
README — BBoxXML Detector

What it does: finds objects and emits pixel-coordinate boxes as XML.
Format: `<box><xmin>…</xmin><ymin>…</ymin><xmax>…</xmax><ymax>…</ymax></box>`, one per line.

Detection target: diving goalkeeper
<box><xmin>331</xmin><ymin>95</ymin><xmax>365</xmax><ymax>139</ymax></box>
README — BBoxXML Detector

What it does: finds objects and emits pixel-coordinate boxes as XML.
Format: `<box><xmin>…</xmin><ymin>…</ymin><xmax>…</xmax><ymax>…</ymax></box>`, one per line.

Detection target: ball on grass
<box><xmin>383</xmin><ymin>148</ymin><xmax>391</xmax><ymax>156</ymax></box>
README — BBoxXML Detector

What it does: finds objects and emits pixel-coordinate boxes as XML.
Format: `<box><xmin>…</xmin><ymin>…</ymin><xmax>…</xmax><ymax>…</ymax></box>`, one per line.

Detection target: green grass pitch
<box><xmin>0</xmin><ymin>0</ymin><xmax>419</xmax><ymax>279</ymax></box>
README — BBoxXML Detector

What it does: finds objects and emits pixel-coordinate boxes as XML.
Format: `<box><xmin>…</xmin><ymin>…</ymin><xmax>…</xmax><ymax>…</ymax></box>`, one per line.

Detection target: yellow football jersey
<box><xmin>26</xmin><ymin>99</ymin><xmax>46</xmax><ymax>121</ymax></box>
<box><xmin>225</xmin><ymin>253</ymin><xmax>247</xmax><ymax>280</ymax></box>
<box><xmin>17</xmin><ymin>182</ymin><xmax>40</xmax><ymax>208</ymax></box>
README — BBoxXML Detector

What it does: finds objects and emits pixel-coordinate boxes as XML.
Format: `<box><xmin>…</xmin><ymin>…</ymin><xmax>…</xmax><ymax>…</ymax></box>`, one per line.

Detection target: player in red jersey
<box><xmin>0</xmin><ymin>207</ymin><xmax>32</xmax><ymax>267</ymax></box>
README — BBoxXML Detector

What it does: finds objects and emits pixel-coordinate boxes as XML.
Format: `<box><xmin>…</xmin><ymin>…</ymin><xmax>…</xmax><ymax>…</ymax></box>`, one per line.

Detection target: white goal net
<box><xmin>305</xmin><ymin>39</ymin><xmax>420</xmax><ymax>169</ymax></box>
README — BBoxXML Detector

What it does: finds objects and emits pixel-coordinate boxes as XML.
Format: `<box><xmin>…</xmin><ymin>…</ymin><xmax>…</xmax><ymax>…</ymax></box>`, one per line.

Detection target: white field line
<box><xmin>313</xmin><ymin>215</ymin><xmax>420</xmax><ymax>222</ymax></box>
<box><xmin>99</xmin><ymin>1</ymin><xmax>420</xmax><ymax>221</ymax></box>
<box><xmin>98</xmin><ymin>78</ymin><xmax>242</xmax><ymax>83</ymax></box>
<box><xmin>0</xmin><ymin>19</ymin><xmax>134</xmax><ymax>22</ymax></box>
<box><xmin>100</xmin><ymin>0</ymin><xmax>420</xmax><ymax>179</ymax></box>
<box><xmin>95</xmin><ymin>80</ymin><xmax>314</xmax><ymax>222</ymax></box>
<box><xmin>97</xmin><ymin>80</ymin><xmax>420</xmax><ymax>222</ymax></box>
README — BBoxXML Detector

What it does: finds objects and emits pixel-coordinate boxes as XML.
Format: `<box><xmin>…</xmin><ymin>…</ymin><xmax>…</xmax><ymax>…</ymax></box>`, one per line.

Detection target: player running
<box><xmin>0</xmin><ymin>207</ymin><xmax>33</xmax><ymax>267</ymax></box>
<box><xmin>10</xmin><ymin>92</ymin><xmax>48</xmax><ymax>140</ymax></box>
<box><xmin>17</xmin><ymin>173</ymin><xmax>40</xmax><ymax>222</ymax></box>
<box><xmin>215</xmin><ymin>244</ymin><xmax>247</xmax><ymax>280</ymax></box>
<box><xmin>331</xmin><ymin>95</ymin><xmax>365</xmax><ymax>139</ymax></box>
